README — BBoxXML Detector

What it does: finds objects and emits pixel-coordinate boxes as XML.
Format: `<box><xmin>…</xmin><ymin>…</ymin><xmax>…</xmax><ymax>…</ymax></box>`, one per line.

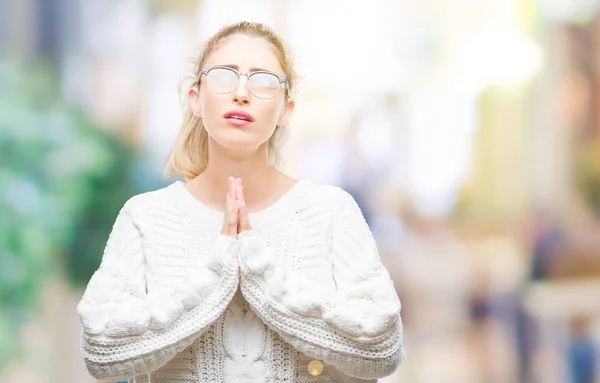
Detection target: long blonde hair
<box><xmin>163</xmin><ymin>21</ymin><xmax>297</xmax><ymax>181</ymax></box>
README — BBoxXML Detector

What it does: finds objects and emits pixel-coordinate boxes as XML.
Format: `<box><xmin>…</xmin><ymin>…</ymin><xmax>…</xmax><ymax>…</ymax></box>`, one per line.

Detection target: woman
<box><xmin>77</xmin><ymin>21</ymin><xmax>404</xmax><ymax>382</ymax></box>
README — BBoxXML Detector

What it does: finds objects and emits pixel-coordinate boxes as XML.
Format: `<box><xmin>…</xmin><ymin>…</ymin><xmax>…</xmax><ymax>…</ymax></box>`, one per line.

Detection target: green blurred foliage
<box><xmin>0</xmin><ymin>58</ymin><xmax>139</xmax><ymax>366</ymax></box>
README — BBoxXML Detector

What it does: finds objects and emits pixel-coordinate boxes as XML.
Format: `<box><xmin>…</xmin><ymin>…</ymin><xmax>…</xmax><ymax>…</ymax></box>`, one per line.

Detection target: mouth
<box><xmin>223</xmin><ymin>110</ymin><xmax>255</xmax><ymax>124</ymax></box>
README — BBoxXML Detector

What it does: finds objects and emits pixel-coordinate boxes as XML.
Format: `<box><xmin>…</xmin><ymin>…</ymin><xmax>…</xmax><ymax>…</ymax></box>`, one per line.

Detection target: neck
<box><xmin>203</xmin><ymin>140</ymin><xmax>275</xmax><ymax>181</ymax></box>
<box><xmin>192</xmin><ymin>141</ymin><xmax>280</xmax><ymax>210</ymax></box>
<box><xmin>201</xmin><ymin>162</ymin><xmax>276</xmax><ymax>187</ymax></box>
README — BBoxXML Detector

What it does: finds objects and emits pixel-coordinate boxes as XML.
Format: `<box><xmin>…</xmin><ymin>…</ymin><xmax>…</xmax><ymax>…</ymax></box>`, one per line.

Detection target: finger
<box><xmin>232</xmin><ymin>182</ymin><xmax>240</xmax><ymax>217</ymax></box>
<box><xmin>226</xmin><ymin>183</ymin><xmax>238</xmax><ymax>237</ymax></box>
<box><xmin>237</xmin><ymin>185</ymin><xmax>245</xmax><ymax>205</ymax></box>
<box><xmin>238</xmin><ymin>203</ymin><xmax>247</xmax><ymax>232</ymax></box>
<box><xmin>233</xmin><ymin>178</ymin><xmax>239</xmax><ymax>202</ymax></box>
<box><xmin>226</xmin><ymin>180</ymin><xmax>235</xmax><ymax>211</ymax></box>
<box><xmin>236</xmin><ymin>180</ymin><xmax>242</xmax><ymax>198</ymax></box>
<box><xmin>235</xmin><ymin>183</ymin><xmax>243</xmax><ymax>234</ymax></box>
<box><xmin>230</xmin><ymin>182</ymin><xmax>238</xmax><ymax>217</ymax></box>
<box><xmin>237</xmin><ymin>185</ymin><xmax>250</xmax><ymax>231</ymax></box>
<box><xmin>222</xmin><ymin>185</ymin><xmax>232</xmax><ymax>237</ymax></box>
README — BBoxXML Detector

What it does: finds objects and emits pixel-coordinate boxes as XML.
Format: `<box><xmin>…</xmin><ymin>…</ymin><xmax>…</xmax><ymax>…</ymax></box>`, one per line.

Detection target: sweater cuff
<box><xmin>321</xmin><ymin>259</ymin><xmax>401</xmax><ymax>341</ymax></box>
<box><xmin>238</xmin><ymin>230</ymin><xmax>331</xmax><ymax>318</ymax></box>
<box><xmin>78</xmin><ymin>234</ymin><xmax>240</xmax><ymax>337</ymax></box>
<box><xmin>237</xmin><ymin>230</ymin><xmax>270</xmax><ymax>275</ymax></box>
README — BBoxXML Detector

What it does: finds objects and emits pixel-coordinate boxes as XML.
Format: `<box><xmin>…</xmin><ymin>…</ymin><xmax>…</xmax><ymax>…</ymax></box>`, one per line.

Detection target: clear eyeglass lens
<box><xmin>249</xmin><ymin>72</ymin><xmax>280</xmax><ymax>99</ymax></box>
<box><xmin>206</xmin><ymin>68</ymin><xmax>281</xmax><ymax>99</ymax></box>
<box><xmin>206</xmin><ymin>68</ymin><xmax>238</xmax><ymax>94</ymax></box>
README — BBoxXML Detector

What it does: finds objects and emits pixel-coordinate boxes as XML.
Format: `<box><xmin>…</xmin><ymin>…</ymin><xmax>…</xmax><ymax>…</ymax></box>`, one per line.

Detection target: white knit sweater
<box><xmin>77</xmin><ymin>178</ymin><xmax>404</xmax><ymax>382</ymax></box>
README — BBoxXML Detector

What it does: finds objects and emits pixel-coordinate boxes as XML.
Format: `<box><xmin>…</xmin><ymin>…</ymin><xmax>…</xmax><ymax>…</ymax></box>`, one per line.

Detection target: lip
<box><xmin>223</xmin><ymin>110</ymin><xmax>255</xmax><ymax>127</ymax></box>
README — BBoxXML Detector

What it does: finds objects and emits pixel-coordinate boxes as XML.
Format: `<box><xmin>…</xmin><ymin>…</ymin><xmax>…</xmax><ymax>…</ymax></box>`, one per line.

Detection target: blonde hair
<box><xmin>163</xmin><ymin>21</ymin><xmax>297</xmax><ymax>181</ymax></box>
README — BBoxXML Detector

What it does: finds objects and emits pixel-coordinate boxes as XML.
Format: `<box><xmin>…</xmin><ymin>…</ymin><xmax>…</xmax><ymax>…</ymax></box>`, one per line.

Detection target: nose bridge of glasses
<box><xmin>233</xmin><ymin>71</ymin><xmax>251</xmax><ymax>96</ymax></box>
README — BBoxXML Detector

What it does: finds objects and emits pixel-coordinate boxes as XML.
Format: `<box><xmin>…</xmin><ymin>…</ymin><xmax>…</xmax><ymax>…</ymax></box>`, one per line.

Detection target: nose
<box><xmin>232</xmin><ymin>74</ymin><xmax>251</xmax><ymax>105</ymax></box>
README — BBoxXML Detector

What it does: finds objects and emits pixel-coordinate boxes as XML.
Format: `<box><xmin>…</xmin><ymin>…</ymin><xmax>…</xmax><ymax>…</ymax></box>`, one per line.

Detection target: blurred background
<box><xmin>1</xmin><ymin>0</ymin><xmax>600</xmax><ymax>382</ymax></box>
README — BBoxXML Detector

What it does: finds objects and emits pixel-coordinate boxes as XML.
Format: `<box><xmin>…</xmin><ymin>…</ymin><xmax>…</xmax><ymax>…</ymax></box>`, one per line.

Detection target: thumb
<box><xmin>237</xmin><ymin>185</ymin><xmax>251</xmax><ymax>231</ymax></box>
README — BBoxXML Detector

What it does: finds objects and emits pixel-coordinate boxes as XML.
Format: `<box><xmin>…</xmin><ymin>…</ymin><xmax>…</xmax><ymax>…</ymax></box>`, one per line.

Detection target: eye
<box><xmin>206</xmin><ymin>68</ymin><xmax>238</xmax><ymax>93</ymax></box>
<box><xmin>249</xmin><ymin>72</ymin><xmax>279</xmax><ymax>88</ymax></box>
<box><xmin>249</xmin><ymin>73</ymin><xmax>281</xmax><ymax>99</ymax></box>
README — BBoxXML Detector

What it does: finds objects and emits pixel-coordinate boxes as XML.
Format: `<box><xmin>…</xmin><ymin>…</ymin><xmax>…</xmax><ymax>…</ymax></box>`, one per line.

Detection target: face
<box><xmin>188</xmin><ymin>34</ymin><xmax>294</xmax><ymax>155</ymax></box>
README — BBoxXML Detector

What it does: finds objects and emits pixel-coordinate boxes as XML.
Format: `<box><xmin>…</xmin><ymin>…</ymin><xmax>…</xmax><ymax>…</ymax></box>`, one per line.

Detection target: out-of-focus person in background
<box><xmin>75</xmin><ymin>21</ymin><xmax>404</xmax><ymax>383</ymax></box>
<box><xmin>4</xmin><ymin>1</ymin><xmax>600</xmax><ymax>383</ymax></box>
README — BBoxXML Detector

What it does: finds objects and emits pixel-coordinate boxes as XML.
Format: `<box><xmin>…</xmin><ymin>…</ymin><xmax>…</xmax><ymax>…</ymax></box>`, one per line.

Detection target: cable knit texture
<box><xmin>77</xmin><ymin>178</ymin><xmax>405</xmax><ymax>382</ymax></box>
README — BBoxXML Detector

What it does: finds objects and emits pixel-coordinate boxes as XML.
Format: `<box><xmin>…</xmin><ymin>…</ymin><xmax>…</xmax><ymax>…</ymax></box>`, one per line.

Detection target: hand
<box><xmin>235</xmin><ymin>179</ymin><xmax>253</xmax><ymax>234</ymax></box>
<box><xmin>221</xmin><ymin>177</ymin><xmax>239</xmax><ymax>238</ymax></box>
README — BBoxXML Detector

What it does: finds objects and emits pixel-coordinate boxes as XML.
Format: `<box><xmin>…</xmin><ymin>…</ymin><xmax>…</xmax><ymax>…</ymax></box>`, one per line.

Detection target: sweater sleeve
<box><xmin>238</xmin><ymin>189</ymin><xmax>404</xmax><ymax>380</ymax></box>
<box><xmin>77</xmin><ymin>201</ymin><xmax>240</xmax><ymax>381</ymax></box>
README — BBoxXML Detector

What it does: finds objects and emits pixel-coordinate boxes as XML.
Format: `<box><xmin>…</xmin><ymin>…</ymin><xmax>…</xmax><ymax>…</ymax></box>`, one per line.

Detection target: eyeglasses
<box><xmin>199</xmin><ymin>66</ymin><xmax>286</xmax><ymax>100</ymax></box>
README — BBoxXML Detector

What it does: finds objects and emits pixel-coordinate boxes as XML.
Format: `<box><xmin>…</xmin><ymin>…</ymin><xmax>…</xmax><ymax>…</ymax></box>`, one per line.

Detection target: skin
<box><xmin>184</xmin><ymin>34</ymin><xmax>296</xmax><ymax>238</ymax></box>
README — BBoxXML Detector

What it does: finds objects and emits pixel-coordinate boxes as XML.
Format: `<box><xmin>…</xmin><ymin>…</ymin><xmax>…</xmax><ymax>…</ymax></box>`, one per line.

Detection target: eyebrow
<box><xmin>220</xmin><ymin>64</ymin><xmax>273</xmax><ymax>73</ymax></box>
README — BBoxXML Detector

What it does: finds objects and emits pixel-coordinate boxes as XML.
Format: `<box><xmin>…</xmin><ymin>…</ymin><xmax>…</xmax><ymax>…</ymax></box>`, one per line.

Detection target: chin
<box><xmin>215</xmin><ymin>137</ymin><xmax>266</xmax><ymax>156</ymax></box>
<box><xmin>208</xmin><ymin>125</ymin><xmax>271</xmax><ymax>153</ymax></box>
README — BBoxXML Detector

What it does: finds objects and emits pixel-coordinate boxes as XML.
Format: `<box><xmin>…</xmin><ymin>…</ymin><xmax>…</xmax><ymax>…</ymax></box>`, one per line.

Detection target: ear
<box><xmin>277</xmin><ymin>98</ymin><xmax>294</xmax><ymax>127</ymax></box>
<box><xmin>188</xmin><ymin>87</ymin><xmax>201</xmax><ymax>118</ymax></box>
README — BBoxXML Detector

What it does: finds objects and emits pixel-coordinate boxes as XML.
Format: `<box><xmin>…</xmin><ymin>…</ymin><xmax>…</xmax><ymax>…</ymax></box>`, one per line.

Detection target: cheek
<box><xmin>199</xmin><ymin>90</ymin><xmax>220</xmax><ymax>119</ymax></box>
<box><xmin>262</xmin><ymin>98</ymin><xmax>285</xmax><ymax>125</ymax></box>
<box><xmin>264</xmin><ymin>104</ymin><xmax>281</xmax><ymax>124</ymax></box>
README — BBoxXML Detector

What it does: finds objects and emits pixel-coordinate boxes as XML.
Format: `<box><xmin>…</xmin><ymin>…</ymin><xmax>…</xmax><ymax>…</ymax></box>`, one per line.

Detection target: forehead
<box><xmin>204</xmin><ymin>34</ymin><xmax>283</xmax><ymax>73</ymax></box>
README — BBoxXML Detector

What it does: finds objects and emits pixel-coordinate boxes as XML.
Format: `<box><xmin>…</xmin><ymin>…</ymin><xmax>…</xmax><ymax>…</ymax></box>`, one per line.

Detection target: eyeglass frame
<box><xmin>197</xmin><ymin>65</ymin><xmax>287</xmax><ymax>99</ymax></box>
